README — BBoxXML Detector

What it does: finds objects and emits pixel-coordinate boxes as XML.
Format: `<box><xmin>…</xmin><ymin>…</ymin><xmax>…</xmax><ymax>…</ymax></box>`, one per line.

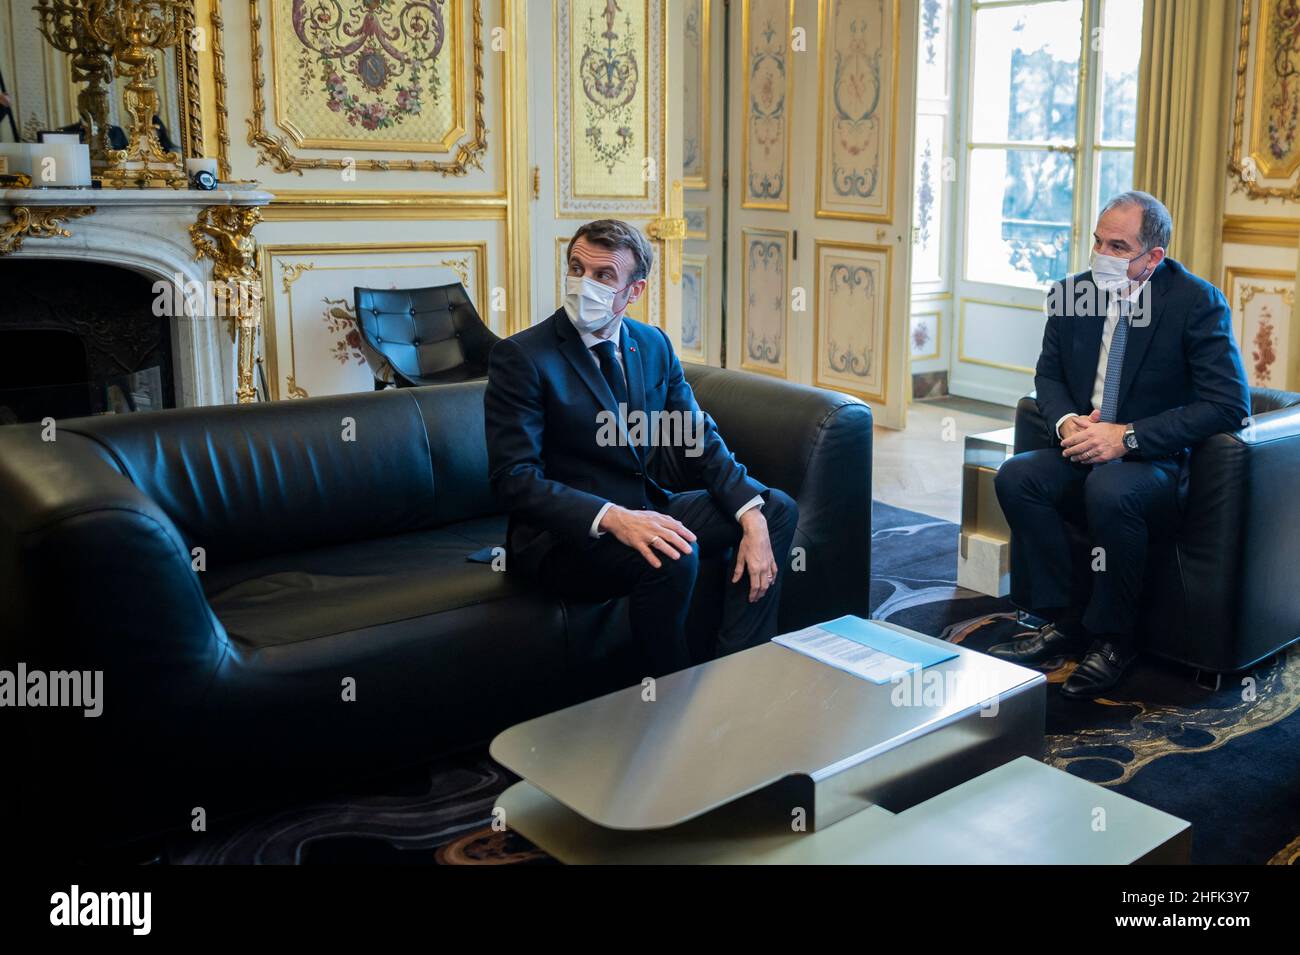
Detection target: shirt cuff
<box><xmin>590</xmin><ymin>501</ymin><xmax>614</xmax><ymax>538</ymax></box>
<box><xmin>735</xmin><ymin>494</ymin><xmax>765</xmax><ymax>522</ymax></box>
<box><xmin>1053</xmin><ymin>413</ymin><xmax>1075</xmax><ymax>440</ymax></box>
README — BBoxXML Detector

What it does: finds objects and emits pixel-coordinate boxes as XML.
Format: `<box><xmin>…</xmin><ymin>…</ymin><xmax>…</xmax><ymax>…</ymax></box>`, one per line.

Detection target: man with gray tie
<box><xmin>988</xmin><ymin>192</ymin><xmax>1250</xmax><ymax>698</ymax></box>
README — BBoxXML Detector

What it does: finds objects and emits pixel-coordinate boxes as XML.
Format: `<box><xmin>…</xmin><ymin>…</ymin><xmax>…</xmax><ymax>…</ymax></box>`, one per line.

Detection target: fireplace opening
<box><xmin>0</xmin><ymin>329</ymin><xmax>91</xmax><ymax>422</ymax></box>
<box><xmin>0</xmin><ymin>260</ymin><xmax>176</xmax><ymax>425</ymax></box>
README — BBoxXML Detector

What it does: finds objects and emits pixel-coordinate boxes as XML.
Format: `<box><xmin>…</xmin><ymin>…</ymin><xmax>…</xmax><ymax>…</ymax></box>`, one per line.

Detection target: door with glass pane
<box><xmin>949</xmin><ymin>0</ymin><xmax>1143</xmax><ymax>407</ymax></box>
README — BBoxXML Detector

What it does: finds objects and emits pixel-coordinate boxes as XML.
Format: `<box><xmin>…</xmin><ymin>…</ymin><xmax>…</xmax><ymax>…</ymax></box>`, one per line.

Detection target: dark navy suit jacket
<box><xmin>484</xmin><ymin>308</ymin><xmax>767</xmax><ymax>574</ymax></box>
<box><xmin>1036</xmin><ymin>258</ymin><xmax>1250</xmax><ymax>460</ymax></box>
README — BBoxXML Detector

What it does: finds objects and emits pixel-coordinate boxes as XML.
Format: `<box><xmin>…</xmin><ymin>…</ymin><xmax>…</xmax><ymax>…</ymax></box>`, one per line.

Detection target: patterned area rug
<box><xmin>167</xmin><ymin>502</ymin><xmax>1300</xmax><ymax>865</ymax></box>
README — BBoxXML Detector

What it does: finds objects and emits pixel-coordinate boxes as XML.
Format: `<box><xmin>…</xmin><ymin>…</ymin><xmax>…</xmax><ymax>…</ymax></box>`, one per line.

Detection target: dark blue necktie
<box><xmin>1098</xmin><ymin>299</ymin><xmax>1129</xmax><ymax>424</ymax></box>
<box><xmin>591</xmin><ymin>339</ymin><xmax>628</xmax><ymax>409</ymax></box>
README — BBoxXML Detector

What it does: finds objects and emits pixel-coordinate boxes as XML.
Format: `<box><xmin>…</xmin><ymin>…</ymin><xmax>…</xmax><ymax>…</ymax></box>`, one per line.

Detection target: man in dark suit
<box><xmin>990</xmin><ymin>191</ymin><xmax>1250</xmax><ymax>698</ymax></box>
<box><xmin>484</xmin><ymin>219</ymin><xmax>798</xmax><ymax>676</ymax></box>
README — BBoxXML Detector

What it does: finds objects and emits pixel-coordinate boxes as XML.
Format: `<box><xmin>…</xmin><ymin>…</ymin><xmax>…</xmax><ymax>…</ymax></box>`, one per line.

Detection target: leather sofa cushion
<box><xmin>406</xmin><ymin>383</ymin><xmax>498</xmax><ymax>527</ymax></box>
<box><xmin>205</xmin><ymin>515</ymin><xmax>511</xmax><ymax>648</ymax></box>
<box><xmin>1251</xmin><ymin>387</ymin><xmax>1300</xmax><ymax>415</ymax></box>
<box><xmin>64</xmin><ymin>388</ymin><xmax>443</xmax><ymax>566</ymax></box>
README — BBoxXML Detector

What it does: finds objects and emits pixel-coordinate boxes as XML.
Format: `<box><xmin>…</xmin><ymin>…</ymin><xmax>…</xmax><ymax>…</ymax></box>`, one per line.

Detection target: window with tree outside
<box><xmin>963</xmin><ymin>0</ymin><xmax>1145</xmax><ymax>291</ymax></box>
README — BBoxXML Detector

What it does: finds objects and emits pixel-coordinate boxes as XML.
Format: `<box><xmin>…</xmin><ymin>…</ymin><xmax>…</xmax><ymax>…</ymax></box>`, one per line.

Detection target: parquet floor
<box><xmin>872</xmin><ymin>396</ymin><xmax>1015</xmax><ymax>523</ymax></box>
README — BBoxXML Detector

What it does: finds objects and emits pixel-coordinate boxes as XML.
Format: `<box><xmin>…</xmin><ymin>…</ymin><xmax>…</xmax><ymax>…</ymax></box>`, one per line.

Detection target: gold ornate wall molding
<box><xmin>1229</xmin><ymin>0</ymin><xmax>1300</xmax><ymax>199</ymax></box>
<box><xmin>1221</xmin><ymin>213</ymin><xmax>1300</xmax><ymax>245</ymax></box>
<box><xmin>0</xmin><ymin>206</ymin><xmax>96</xmax><ymax>254</ymax></box>
<box><xmin>245</xmin><ymin>0</ymin><xmax>488</xmax><ymax>175</ymax></box>
<box><xmin>178</xmin><ymin>1</ymin><xmax>206</xmax><ymax>162</ymax></box>
<box><xmin>260</xmin><ymin>190</ymin><xmax>509</xmax><ymax>220</ymax></box>
<box><xmin>502</xmin><ymin>0</ymin><xmax>530</xmax><ymax>335</ymax></box>
<box><xmin>260</xmin><ymin>241</ymin><xmax>489</xmax><ymax>400</ymax></box>
<box><xmin>210</xmin><ymin>0</ymin><xmax>232</xmax><ymax>179</ymax></box>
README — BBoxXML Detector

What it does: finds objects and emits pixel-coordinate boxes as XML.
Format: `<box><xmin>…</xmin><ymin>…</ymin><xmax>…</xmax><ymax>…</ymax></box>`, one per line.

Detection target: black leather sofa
<box><xmin>0</xmin><ymin>364</ymin><xmax>872</xmax><ymax>850</ymax></box>
<box><xmin>1013</xmin><ymin>387</ymin><xmax>1300</xmax><ymax>674</ymax></box>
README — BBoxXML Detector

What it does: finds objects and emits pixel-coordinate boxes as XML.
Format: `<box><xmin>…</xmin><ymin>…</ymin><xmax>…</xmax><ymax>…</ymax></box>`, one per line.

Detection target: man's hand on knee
<box><xmin>599</xmin><ymin>505</ymin><xmax>696</xmax><ymax>568</ymax></box>
<box><xmin>733</xmin><ymin>509</ymin><xmax>778</xmax><ymax>603</ymax></box>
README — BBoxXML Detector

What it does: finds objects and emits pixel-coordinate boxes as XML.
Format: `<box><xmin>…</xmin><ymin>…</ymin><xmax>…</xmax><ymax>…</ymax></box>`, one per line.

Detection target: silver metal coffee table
<box><xmin>490</xmin><ymin>621</ymin><xmax>1046</xmax><ymax>834</ymax></box>
<box><xmin>493</xmin><ymin>756</ymin><xmax>1191</xmax><ymax>864</ymax></box>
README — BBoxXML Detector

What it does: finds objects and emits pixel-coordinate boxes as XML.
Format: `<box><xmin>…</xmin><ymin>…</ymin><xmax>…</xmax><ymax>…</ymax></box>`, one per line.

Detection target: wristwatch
<box><xmin>1123</xmin><ymin>426</ymin><xmax>1139</xmax><ymax>453</ymax></box>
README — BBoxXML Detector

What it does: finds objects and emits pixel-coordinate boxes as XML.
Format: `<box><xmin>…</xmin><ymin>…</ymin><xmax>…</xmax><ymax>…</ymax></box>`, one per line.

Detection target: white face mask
<box><xmin>1090</xmin><ymin>248</ymin><xmax>1153</xmax><ymax>292</ymax></box>
<box><xmin>563</xmin><ymin>274</ymin><xmax>627</xmax><ymax>334</ymax></box>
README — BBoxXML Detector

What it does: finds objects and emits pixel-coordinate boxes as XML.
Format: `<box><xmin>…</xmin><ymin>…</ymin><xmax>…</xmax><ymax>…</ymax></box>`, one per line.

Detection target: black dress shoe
<box><xmin>986</xmin><ymin>623</ymin><xmax>1088</xmax><ymax>665</ymax></box>
<box><xmin>1061</xmin><ymin>639</ymin><xmax>1138</xmax><ymax>700</ymax></box>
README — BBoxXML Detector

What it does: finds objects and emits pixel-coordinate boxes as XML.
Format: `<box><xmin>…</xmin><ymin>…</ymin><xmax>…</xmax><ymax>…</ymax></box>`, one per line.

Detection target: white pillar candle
<box><xmin>31</xmin><ymin>143</ymin><xmax>90</xmax><ymax>187</ymax></box>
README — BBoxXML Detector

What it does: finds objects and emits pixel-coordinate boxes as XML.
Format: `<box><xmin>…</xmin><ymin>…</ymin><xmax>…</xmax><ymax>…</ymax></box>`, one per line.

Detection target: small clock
<box><xmin>190</xmin><ymin>169</ymin><xmax>217</xmax><ymax>191</ymax></box>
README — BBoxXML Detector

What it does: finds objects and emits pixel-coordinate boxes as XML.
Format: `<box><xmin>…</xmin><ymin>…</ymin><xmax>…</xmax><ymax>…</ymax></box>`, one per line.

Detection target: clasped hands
<box><xmin>1059</xmin><ymin>409</ymin><xmax>1129</xmax><ymax>464</ymax></box>
<box><xmin>597</xmin><ymin>505</ymin><xmax>779</xmax><ymax>603</ymax></box>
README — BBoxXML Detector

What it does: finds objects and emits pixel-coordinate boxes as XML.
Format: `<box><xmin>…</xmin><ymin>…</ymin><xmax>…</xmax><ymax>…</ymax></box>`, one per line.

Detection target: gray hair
<box><xmin>567</xmin><ymin>219</ymin><xmax>656</xmax><ymax>282</ymax></box>
<box><xmin>1100</xmin><ymin>190</ymin><xmax>1172</xmax><ymax>252</ymax></box>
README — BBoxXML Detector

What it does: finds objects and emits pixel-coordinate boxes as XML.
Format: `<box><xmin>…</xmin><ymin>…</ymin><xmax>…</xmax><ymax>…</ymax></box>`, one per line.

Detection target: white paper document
<box><xmin>773</xmin><ymin>623</ymin><xmax>918</xmax><ymax>684</ymax></box>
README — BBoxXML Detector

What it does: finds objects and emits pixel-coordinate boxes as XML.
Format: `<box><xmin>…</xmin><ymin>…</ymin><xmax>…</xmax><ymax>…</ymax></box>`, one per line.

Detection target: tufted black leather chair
<box><xmin>353</xmin><ymin>282</ymin><xmax>500</xmax><ymax>388</ymax></box>
<box><xmin>1012</xmin><ymin>387</ymin><xmax>1300</xmax><ymax>674</ymax></box>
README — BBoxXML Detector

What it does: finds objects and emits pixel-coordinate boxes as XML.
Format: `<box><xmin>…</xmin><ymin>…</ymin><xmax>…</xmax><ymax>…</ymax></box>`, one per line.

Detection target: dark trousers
<box><xmin>535</xmin><ymin>488</ymin><xmax>799</xmax><ymax>676</ymax></box>
<box><xmin>994</xmin><ymin>449</ymin><xmax>1182</xmax><ymax>644</ymax></box>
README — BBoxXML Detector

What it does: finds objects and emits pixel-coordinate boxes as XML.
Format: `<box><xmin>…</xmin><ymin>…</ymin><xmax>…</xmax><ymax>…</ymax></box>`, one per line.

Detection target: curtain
<box><xmin>1132</xmin><ymin>0</ymin><xmax>1239</xmax><ymax>284</ymax></box>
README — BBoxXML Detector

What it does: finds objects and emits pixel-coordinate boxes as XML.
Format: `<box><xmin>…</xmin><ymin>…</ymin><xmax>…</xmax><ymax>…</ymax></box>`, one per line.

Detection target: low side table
<box><xmin>959</xmin><ymin>426</ymin><xmax>1016</xmax><ymax>596</ymax></box>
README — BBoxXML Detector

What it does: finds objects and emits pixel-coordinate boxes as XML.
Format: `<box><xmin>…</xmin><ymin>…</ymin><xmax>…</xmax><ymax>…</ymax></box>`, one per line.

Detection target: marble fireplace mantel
<box><xmin>0</xmin><ymin>186</ymin><xmax>274</xmax><ymax>407</ymax></box>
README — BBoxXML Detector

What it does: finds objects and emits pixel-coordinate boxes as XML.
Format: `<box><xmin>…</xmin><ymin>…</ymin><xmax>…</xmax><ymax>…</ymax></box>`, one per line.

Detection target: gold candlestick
<box><xmin>33</xmin><ymin>0</ymin><xmax>117</xmax><ymax>168</ymax></box>
<box><xmin>83</xmin><ymin>0</ymin><xmax>186</xmax><ymax>188</ymax></box>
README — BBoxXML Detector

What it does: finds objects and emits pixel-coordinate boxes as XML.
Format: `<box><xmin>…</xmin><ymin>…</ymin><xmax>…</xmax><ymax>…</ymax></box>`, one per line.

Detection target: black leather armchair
<box><xmin>0</xmin><ymin>363</ymin><xmax>871</xmax><ymax>851</ymax></box>
<box><xmin>1012</xmin><ymin>387</ymin><xmax>1300</xmax><ymax>673</ymax></box>
<box><xmin>353</xmin><ymin>282</ymin><xmax>499</xmax><ymax>387</ymax></box>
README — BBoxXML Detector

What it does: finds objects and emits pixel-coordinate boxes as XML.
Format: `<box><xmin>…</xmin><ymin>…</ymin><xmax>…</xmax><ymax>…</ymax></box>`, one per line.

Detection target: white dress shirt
<box><xmin>576</xmin><ymin>315</ymin><xmax>764</xmax><ymax>537</ymax></box>
<box><xmin>1053</xmin><ymin>279</ymin><xmax>1148</xmax><ymax>438</ymax></box>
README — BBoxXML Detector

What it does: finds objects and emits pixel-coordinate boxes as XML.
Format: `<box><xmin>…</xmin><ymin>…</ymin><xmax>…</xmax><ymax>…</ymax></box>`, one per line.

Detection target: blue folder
<box><xmin>818</xmin><ymin>615</ymin><xmax>957</xmax><ymax>669</ymax></box>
